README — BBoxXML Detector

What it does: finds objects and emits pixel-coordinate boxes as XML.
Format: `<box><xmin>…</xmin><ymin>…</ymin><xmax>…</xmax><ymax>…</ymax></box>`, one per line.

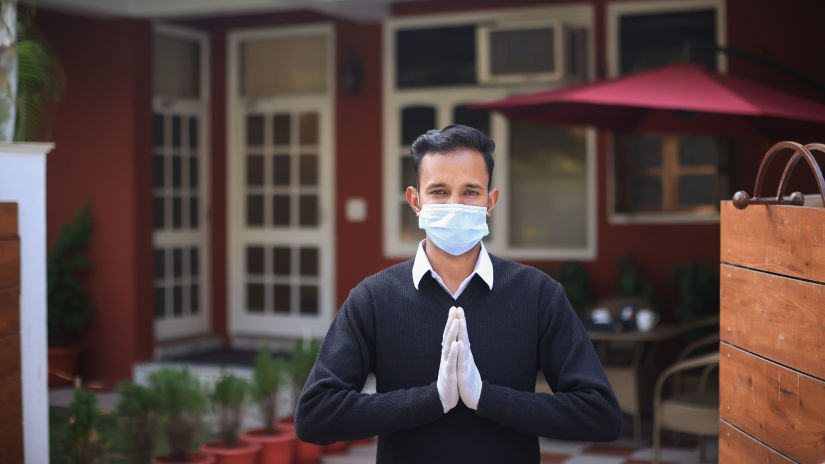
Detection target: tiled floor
<box><xmin>321</xmin><ymin>435</ymin><xmax>718</xmax><ymax>464</ymax></box>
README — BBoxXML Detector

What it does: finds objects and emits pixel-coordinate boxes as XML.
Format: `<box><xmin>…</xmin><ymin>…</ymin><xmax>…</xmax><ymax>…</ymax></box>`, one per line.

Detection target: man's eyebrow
<box><xmin>424</xmin><ymin>182</ymin><xmax>448</xmax><ymax>190</ymax></box>
<box><xmin>463</xmin><ymin>183</ymin><xmax>483</xmax><ymax>190</ymax></box>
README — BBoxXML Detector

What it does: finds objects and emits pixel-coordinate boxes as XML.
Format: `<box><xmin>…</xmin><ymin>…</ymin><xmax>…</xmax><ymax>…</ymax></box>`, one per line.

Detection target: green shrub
<box><xmin>251</xmin><ymin>346</ymin><xmax>286</xmax><ymax>435</ymax></box>
<box><xmin>211</xmin><ymin>372</ymin><xmax>248</xmax><ymax>447</ymax></box>
<box><xmin>148</xmin><ymin>367</ymin><xmax>205</xmax><ymax>461</ymax></box>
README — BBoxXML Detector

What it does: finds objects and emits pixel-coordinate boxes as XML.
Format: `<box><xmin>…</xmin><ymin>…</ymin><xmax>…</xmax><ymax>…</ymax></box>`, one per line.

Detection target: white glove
<box><xmin>436</xmin><ymin>307</ymin><xmax>460</xmax><ymax>413</ymax></box>
<box><xmin>456</xmin><ymin>307</ymin><xmax>482</xmax><ymax>410</ymax></box>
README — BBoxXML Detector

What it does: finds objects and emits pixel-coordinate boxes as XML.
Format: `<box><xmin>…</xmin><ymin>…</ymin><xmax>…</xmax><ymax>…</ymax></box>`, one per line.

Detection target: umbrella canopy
<box><xmin>471</xmin><ymin>63</ymin><xmax>825</xmax><ymax>138</ymax></box>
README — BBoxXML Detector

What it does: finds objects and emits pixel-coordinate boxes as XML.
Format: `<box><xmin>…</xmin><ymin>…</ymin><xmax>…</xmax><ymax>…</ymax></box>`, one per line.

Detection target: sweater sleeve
<box><xmin>294</xmin><ymin>283</ymin><xmax>444</xmax><ymax>444</ymax></box>
<box><xmin>474</xmin><ymin>279</ymin><xmax>623</xmax><ymax>442</ymax></box>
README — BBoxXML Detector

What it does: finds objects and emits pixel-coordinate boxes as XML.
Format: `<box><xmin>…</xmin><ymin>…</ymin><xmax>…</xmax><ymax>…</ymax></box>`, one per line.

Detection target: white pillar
<box><xmin>0</xmin><ymin>142</ymin><xmax>54</xmax><ymax>464</ymax></box>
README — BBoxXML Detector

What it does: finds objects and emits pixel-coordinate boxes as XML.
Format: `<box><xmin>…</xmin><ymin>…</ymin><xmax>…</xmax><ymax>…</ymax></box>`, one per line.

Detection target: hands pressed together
<box><xmin>436</xmin><ymin>306</ymin><xmax>483</xmax><ymax>413</ymax></box>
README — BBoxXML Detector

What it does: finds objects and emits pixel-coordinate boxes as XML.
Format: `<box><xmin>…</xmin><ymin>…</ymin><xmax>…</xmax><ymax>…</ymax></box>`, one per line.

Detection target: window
<box><xmin>384</xmin><ymin>6</ymin><xmax>596</xmax><ymax>260</ymax></box>
<box><xmin>614</xmin><ymin>134</ymin><xmax>730</xmax><ymax>215</ymax></box>
<box><xmin>607</xmin><ymin>0</ymin><xmax>727</xmax><ymax>222</ymax></box>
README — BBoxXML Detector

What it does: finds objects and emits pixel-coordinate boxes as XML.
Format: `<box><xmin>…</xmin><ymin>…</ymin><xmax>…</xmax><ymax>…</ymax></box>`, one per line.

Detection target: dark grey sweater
<box><xmin>295</xmin><ymin>255</ymin><xmax>621</xmax><ymax>463</ymax></box>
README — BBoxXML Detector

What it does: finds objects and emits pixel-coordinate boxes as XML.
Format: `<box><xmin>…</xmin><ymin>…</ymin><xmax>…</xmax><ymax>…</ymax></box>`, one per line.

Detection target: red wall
<box><xmin>39</xmin><ymin>9</ymin><xmax>154</xmax><ymax>386</ymax></box>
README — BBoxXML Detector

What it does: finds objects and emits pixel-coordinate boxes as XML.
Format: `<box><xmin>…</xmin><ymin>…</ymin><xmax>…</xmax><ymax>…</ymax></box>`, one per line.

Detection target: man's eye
<box><xmin>465</xmin><ymin>190</ymin><xmax>479</xmax><ymax>196</ymax></box>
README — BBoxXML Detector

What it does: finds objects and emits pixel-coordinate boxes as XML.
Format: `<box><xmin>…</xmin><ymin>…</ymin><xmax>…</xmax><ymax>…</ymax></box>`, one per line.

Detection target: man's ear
<box><xmin>406</xmin><ymin>186</ymin><xmax>421</xmax><ymax>215</ymax></box>
<box><xmin>487</xmin><ymin>188</ymin><xmax>500</xmax><ymax>216</ymax></box>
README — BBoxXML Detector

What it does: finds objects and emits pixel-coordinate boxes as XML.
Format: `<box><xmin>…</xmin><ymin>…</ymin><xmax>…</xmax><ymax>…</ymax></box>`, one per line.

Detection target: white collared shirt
<box><xmin>412</xmin><ymin>240</ymin><xmax>494</xmax><ymax>300</ymax></box>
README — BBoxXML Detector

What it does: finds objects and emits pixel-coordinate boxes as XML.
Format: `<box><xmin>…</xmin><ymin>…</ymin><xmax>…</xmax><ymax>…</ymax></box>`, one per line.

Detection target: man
<box><xmin>295</xmin><ymin>124</ymin><xmax>621</xmax><ymax>463</ymax></box>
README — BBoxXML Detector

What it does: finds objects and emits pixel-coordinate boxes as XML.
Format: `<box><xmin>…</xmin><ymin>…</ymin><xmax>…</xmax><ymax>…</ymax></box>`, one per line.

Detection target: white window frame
<box><xmin>383</xmin><ymin>5</ymin><xmax>597</xmax><ymax>261</ymax></box>
<box><xmin>152</xmin><ymin>22</ymin><xmax>212</xmax><ymax>341</ymax></box>
<box><xmin>226</xmin><ymin>23</ymin><xmax>336</xmax><ymax>340</ymax></box>
<box><xmin>606</xmin><ymin>0</ymin><xmax>727</xmax><ymax>225</ymax></box>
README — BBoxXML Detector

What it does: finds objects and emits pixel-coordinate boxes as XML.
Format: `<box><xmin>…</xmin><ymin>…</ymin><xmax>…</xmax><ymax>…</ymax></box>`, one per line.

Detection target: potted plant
<box><xmin>550</xmin><ymin>261</ymin><xmax>592</xmax><ymax>313</ymax></box>
<box><xmin>113</xmin><ymin>380</ymin><xmax>163</xmax><ymax>464</ymax></box>
<box><xmin>148</xmin><ymin>367</ymin><xmax>213</xmax><ymax>464</ymax></box>
<box><xmin>276</xmin><ymin>339</ymin><xmax>330</xmax><ymax>459</ymax></box>
<box><xmin>63</xmin><ymin>386</ymin><xmax>103</xmax><ymax>464</ymax></box>
<box><xmin>47</xmin><ymin>201</ymin><xmax>94</xmax><ymax>386</ymax></box>
<box><xmin>240</xmin><ymin>346</ymin><xmax>295</xmax><ymax>464</ymax></box>
<box><xmin>200</xmin><ymin>371</ymin><xmax>261</xmax><ymax>464</ymax></box>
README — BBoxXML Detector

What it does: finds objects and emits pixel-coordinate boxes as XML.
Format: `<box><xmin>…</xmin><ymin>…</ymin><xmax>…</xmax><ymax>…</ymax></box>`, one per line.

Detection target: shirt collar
<box><xmin>412</xmin><ymin>240</ymin><xmax>494</xmax><ymax>291</ymax></box>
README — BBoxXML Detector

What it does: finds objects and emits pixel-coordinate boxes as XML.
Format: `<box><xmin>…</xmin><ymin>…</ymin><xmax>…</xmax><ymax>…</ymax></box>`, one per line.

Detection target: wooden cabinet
<box><xmin>720</xmin><ymin>199</ymin><xmax>825</xmax><ymax>463</ymax></box>
<box><xmin>0</xmin><ymin>202</ymin><xmax>22</xmax><ymax>463</ymax></box>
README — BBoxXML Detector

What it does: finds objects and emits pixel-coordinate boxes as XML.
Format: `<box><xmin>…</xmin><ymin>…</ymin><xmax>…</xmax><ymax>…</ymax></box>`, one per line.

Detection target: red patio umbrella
<box><xmin>471</xmin><ymin>63</ymin><xmax>825</xmax><ymax>139</ymax></box>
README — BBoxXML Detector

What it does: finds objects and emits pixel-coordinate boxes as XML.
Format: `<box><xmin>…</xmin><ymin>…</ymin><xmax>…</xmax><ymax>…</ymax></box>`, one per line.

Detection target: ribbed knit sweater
<box><xmin>295</xmin><ymin>255</ymin><xmax>622</xmax><ymax>463</ymax></box>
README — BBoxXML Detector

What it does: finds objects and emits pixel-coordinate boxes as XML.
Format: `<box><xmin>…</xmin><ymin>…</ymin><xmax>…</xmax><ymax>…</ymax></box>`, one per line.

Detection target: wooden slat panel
<box><xmin>719</xmin><ymin>421</ymin><xmax>794</xmax><ymax>464</ymax></box>
<box><xmin>719</xmin><ymin>344</ymin><xmax>825</xmax><ymax>463</ymax></box>
<box><xmin>0</xmin><ymin>335</ymin><xmax>20</xmax><ymax>385</ymax></box>
<box><xmin>720</xmin><ymin>201</ymin><xmax>825</xmax><ymax>283</ymax></box>
<box><xmin>0</xmin><ymin>239</ymin><xmax>20</xmax><ymax>290</ymax></box>
<box><xmin>0</xmin><ymin>288</ymin><xmax>18</xmax><ymax>337</ymax></box>
<box><xmin>0</xmin><ymin>380</ymin><xmax>22</xmax><ymax>436</ymax></box>
<box><xmin>0</xmin><ymin>203</ymin><xmax>17</xmax><ymax>239</ymax></box>
<box><xmin>721</xmin><ymin>264</ymin><xmax>825</xmax><ymax>379</ymax></box>
<box><xmin>0</xmin><ymin>426</ymin><xmax>23</xmax><ymax>464</ymax></box>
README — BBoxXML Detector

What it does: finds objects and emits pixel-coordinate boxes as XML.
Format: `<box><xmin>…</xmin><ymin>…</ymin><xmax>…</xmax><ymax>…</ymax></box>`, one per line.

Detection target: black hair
<box><xmin>410</xmin><ymin>124</ymin><xmax>495</xmax><ymax>189</ymax></box>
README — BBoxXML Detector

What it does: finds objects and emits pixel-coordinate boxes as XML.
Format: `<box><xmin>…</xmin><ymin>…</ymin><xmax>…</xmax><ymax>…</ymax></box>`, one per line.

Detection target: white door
<box><xmin>152</xmin><ymin>25</ymin><xmax>210</xmax><ymax>340</ymax></box>
<box><xmin>228</xmin><ymin>25</ymin><xmax>335</xmax><ymax>340</ymax></box>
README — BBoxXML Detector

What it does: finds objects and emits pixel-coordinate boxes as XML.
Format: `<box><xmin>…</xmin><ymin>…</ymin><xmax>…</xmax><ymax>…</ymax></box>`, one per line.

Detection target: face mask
<box><xmin>418</xmin><ymin>203</ymin><xmax>489</xmax><ymax>256</ymax></box>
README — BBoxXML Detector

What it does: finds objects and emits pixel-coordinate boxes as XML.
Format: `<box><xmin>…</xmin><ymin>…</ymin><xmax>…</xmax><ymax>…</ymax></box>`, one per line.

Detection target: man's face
<box><xmin>406</xmin><ymin>148</ymin><xmax>499</xmax><ymax>215</ymax></box>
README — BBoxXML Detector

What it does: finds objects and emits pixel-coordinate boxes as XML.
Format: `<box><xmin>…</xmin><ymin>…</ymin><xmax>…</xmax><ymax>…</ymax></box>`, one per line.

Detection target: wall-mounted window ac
<box><xmin>477</xmin><ymin>20</ymin><xmax>588</xmax><ymax>84</ymax></box>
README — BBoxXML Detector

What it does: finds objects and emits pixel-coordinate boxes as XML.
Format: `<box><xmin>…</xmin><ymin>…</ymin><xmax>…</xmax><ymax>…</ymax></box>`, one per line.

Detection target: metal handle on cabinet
<box><xmin>732</xmin><ymin>141</ymin><xmax>825</xmax><ymax>210</ymax></box>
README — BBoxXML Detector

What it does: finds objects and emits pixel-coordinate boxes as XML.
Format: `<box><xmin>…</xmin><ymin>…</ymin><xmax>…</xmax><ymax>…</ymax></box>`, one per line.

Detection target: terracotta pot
<box><xmin>151</xmin><ymin>451</ymin><xmax>216</xmax><ymax>464</ymax></box>
<box><xmin>200</xmin><ymin>439</ymin><xmax>261</xmax><ymax>464</ymax></box>
<box><xmin>241</xmin><ymin>428</ymin><xmax>296</xmax><ymax>464</ymax></box>
<box><xmin>321</xmin><ymin>441</ymin><xmax>350</xmax><ymax>455</ymax></box>
<box><xmin>276</xmin><ymin>418</ymin><xmax>322</xmax><ymax>463</ymax></box>
<box><xmin>48</xmin><ymin>345</ymin><xmax>81</xmax><ymax>387</ymax></box>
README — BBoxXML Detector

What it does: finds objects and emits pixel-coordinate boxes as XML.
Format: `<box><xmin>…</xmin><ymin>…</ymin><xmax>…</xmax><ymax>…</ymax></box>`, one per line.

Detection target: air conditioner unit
<box><xmin>477</xmin><ymin>20</ymin><xmax>588</xmax><ymax>84</ymax></box>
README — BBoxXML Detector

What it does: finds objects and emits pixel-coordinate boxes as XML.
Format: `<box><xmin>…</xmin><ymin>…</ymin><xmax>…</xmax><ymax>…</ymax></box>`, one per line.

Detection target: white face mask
<box><xmin>418</xmin><ymin>203</ymin><xmax>489</xmax><ymax>256</ymax></box>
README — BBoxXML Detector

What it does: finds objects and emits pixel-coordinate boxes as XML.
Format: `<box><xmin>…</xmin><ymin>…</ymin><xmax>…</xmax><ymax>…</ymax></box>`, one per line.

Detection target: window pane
<box><xmin>155</xmin><ymin>286</ymin><xmax>165</xmax><ymax>317</ymax></box>
<box><xmin>273</xmin><ymin>155</ymin><xmax>290</xmax><ymax>185</ymax></box>
<box><xmin>490</xmin><ymin>27</ymin><xmax>555</xmax><ymax>75</ymax></box>
<box><xmin>401</xmin><ymin>155</ymin><xmax>416</xmax><ymax>191</ymax></box>
<box><xmin>173</xmin><ymin>285</ymin><xmax>183</xmax><ymax>316</ymax></box>
<box><xmin>628</xmin><ymin>175</ymin><xmax>662</xmax><ymax>209</ymax></box>
<box><xmin>453</xmin><ymin>105</ymin><xmax>491</xmax><ymax>137</ymax></box>
<box><xmin>189</xmin><ymin>197</ymin><xmax>198</xmax><ymax>228</ymax></box>
<box><xmin>300</xmin><ymin>154</ymin><xmax>318</xmax><ymax>186</ymax></box>
<box><xmin>247</xmin><ymin>115</ymin><xmax>264</xmax><ymax>145</ymax></box>
<box><xmin>273</xmin><ymin>114</ymin><xmax>291</xmax><ymax>145</ymax></box>
<box><xmin>300</xmin><ymin>247</ymin><xmax>319</xmax><ymax>276</ymax></box>
<box><xmin>190</xmin><ymin>247</ymin><xmax>199</xmax><ymax>277</ymax></box>
<box><xmin>242</xmin><ymin>36</ymin><xmax>327</xmax><ymax>96</ymax></box>
<box><xmin>246</xmin><ymin>194</ymin><xmax>264</xmax><ymax>226</ymax></box>
<box><xmin>679</xmin><ymin>174</ymin><xmax>716</xmax><ymax>206</ymax></box>
<box><xmin>299</xmin><ymin>112</ymin><xmax>318</xmax><ymax>145</ymax></box>
<box><xmin>679</xmin><ymin>136</ymin><xmax>717</xmax><ymax>166</ymax></box>
<box><xmin>172</xmin><ymin>197</ymin><xmax>182</xmax><ymax>229</ymax></box>
<box><xmin>300</xmin><ymin>195</ymin><xmax>318</xmax><ymax>227</ymax></box>
<box><xmin>509</xmin><ymin>123</ymin><xmax>588</xmax><ymax>248</ymax></box>
<box><xmin>154</xmin><ymin>155</ymin><xmax>165</xmax><ymax>188</ymax></box>
<box><xmin>620</xmin><ymin>9</ymin><xmax>716</xmax><ymax>74</ymax></box>
<box><xmin>153</xmin><ymin>114</ymin><xmax>164</xmax><ymax>147</ymax></box>
<box><xmin>273</xmin><ymin>247</ymin><xmax>290</xmax><ymax>275</ymax></box>
<box><xmin>172</xmin><ymin>116</ymin><xmax>182</xmax><ymax>148</ymax></box>
<box><xmin>172</xmin><ymin>155</ymin><xmax>182</xmax><ymax>188</ymax></box>
<box><xmin>273</xmin><ymin>195</ymin><xmax>290</xmax><ymax>226</ymax></box>
<box><xmin>154</xmin><ymin>248</ymin><xmax>165</xmax><ymax>279</ymax></box>
<box><xmin>154</xmin><ymin>196</ymin><xmax>165</xmax><ymax>229</ymax></box>
<box><xmin>400</xmin><ymin>205</ymin><xmax>423</xmax><ymax>242</ymax></box>
<box><xmin>247</xmin><ymin>155</ymin><xmax>264</xmax><ymax>186</ymax></box>
<box><xmin>189</xmin><ymin>117</ymin><xmax>198</xmax><ymax>149</ymax></box>
<box><xmin>173</xmin><ymin>248</ymin><xmax>183</xmax><ymax>277</ymax></box>
<box><xmin>625</xmin><ymin>135</ymin><xmax>662</xmax><ymax>169</ymax></box>
<box><xmin>154</xmin><ymin>34</ymin><xmax>200</xmax><ymax>98</ymax></box>
<box><xmin>396</xmin><ymin>25</ymin><xmax>476</xmax><ymax>88</ymax></box>
<box><xmin>189</xmin><ymin>157</ymin><xmax>199</xmax><ymax>188</ymax></box>
<box><xmin>273</xmin><ymin>284</ymin><xmax>290</xmax><ymax>313</ymax></box>
<box><xmin>299</xmin><ymin>285</ymin><xmax>319</xmax><ymax>315</ymax></box>
<box><xmin>401</xmin><ymin>106</ymin><xmax>436</xmax><ymax>146</ymax></box>
<box><xmin>247</xmin><ymin>246</ymin><xmax>264</xmax><ymax>275</ymax></box>
<box><xmin>246</xmin><ymin>283</ymin><xmax>264</xmax><ymax>313</ymax></box>
<box><xmin>190</xmin><ymin>284</ymin><xmax>199</xmax><ymax>314</ymax></box>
